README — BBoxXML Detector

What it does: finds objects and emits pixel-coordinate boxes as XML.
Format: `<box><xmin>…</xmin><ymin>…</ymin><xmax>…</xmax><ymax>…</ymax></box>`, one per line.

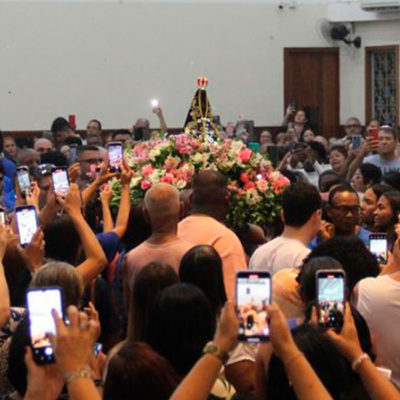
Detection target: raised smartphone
<box><xmin>316</xmin><ymin>270</ymin><xmax>346</xmax><ymax>329</ymax></box>
<box><xmin>26</xmin><ymin>287</ymin><xmax>63</xmax><ymax>364</ymax></box>
<box><xmin>369</xmin><ymin>233</ymin><xmax>388</xmax><ymax>264</ymax></box>
<box><xmin>15</xmin><ymin>205</ymin><xmax>38</xmax><ymax>247</ymax></box>
<box><xmin>106</xmin><ymin>141</ymin><xmax>123</xmax><ymax>172</ymax></box>
<box><xmin>236</xmin><ymin>271</ymin><xmax>272</xmax><ymax>342</ymax></box>
<box><xmin>16</xmin><ymin>166</ymin><xmax>31</xmax><ymax>196</ymax></box>
<box><xmin>52</xmin><ymin>167</ymin><xmax>70</xmax><ymax>197</ymax></box>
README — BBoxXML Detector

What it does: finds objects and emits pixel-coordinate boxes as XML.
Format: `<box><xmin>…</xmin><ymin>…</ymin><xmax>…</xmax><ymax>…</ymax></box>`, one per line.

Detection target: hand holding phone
<box><xmin>351</xmin><ymin>135</ymin><xmax>362</xmax><ymax>149</ymax></box>
<box><xmin>15</xmin><ymin>206</ymin><xmax>38</xmax><ymax>247</ymax></box>
<box><xmin>52</xmin><ymin>167</ymin><xmax>70</xmax><ymax>198</ymax></box>
<box><xmin>369</xmin><ymin>128</ymin><xmax>379</xmax><ymax>141</ymax></box>
<box><xmin>56</xmin><ymin>183</ymin><xmax>81</xmax><ymax>215</ymax></box>
<box><xmin>106</xmin><ymin>142</ymin><xmax>123</xmax><ymax>173</ymax></box>
<box><xmin>236</xmin><ymin>271</ymin><xmax>272</xmax><ymax>342</ymax></box>
<box><xmin>17</xmin><ymin>166</ymin><xmax>31</xmax><ymax>196</ymax></box>
<box><xmin>26</xmin><ymin>287</ymin><xmax>63</xmax><ymax>364</ymax></box>
<box><xmin>316</xmin><ymin>270</ymin><xmax>346</xmax><ymax>330</ymax></box>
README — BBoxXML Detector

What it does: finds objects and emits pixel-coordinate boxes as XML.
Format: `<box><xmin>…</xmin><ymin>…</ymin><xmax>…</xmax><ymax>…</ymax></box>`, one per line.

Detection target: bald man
<box><xmin>17</xmin><ymin>149</ymin><xmax>40</xmax><ymax>168</ymax></box>
<box><xmin>178</xmin><ymin>170</ymin><xmax>247</xmax><ymax>300</ymax></box>
<box><xmin>34</xmin><ymin>138</ymin><xmax>53</xmax><ymax>154</ymax></box>
<box><xmin>124</xmin><ymin>183</ymin><xmax>194</xmax><ymax>297</ymax></box>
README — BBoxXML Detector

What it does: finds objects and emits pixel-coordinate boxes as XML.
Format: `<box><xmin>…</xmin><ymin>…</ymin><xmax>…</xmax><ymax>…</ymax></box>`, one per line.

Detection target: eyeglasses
<box><xmin>346</xmin><ymin>124</ymin><xmax>361</xmax><ymax>129</ymax></box>
<box><xmin>331</xmin><ymin>205</ymin><xmax>360</xmax><ymax>215</ymax></box>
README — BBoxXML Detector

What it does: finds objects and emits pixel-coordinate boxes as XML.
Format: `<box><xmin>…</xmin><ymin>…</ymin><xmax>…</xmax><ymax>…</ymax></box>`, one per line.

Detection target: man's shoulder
<box><xmin>251</xmin><ymin>236</ymin><xmax>306</xmax><ymax>260</ymax></box>
<box><xmin>363</xmin><ymin>154</ymin><xmax>379</xmax><ymax>164</ymax></box>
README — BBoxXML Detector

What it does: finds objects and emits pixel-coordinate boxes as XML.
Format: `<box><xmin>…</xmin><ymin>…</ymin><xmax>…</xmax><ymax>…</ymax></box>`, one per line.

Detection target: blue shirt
<box><xmin>309</xmin><ymin>226</ymin><xmax>371</xmax><ymax>250</ymax></box>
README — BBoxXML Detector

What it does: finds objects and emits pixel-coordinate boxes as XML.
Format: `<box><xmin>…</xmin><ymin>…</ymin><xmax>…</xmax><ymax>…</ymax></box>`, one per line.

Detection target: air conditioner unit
<box><xmin>361</xmin><ymin>0</ymin><xmax>400</xmax><ymax>12</ymax></box>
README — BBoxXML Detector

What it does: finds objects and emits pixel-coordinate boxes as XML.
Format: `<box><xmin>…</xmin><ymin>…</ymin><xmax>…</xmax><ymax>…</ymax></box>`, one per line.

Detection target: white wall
<box><xmin>0</xmin><ymin>0</ymin><xmax>398</xmax><ymax>131</ymax></box>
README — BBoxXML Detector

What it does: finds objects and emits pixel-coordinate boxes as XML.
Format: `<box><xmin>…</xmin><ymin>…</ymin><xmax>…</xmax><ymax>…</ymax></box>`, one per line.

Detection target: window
<box><xmin>366</xmin><ymin>46</ymin><xmax>399</xmax><ymax>127</ymax></box>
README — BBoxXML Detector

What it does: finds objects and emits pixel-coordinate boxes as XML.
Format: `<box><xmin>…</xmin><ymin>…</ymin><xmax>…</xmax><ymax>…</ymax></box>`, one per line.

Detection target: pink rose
<box><xmin>141</xmin><ymin>180</ymin><xmax>151</xmax><ymax>191</ymax></box>
<box><xmin>142</xmin><ymin>164</ymin><xmax>154</xmax><ymax>176</ymax></box>
<box><xmin>239</xmin><ymin>148</ymin><xmax>252</xmax><ymax>163</ymax></box>
<box><xmin>256</xmin><ymin>179</ymin><xmax>268</xmax><ymax>193</ymax></box>
<box><xmin>240</xmin><ymin>172</ymin><xmax>249</xmax><ymax>184</ymax></box>
<box><xmin>161</xmin><ymin>174</ymin><xmax>174</xmax><ymax>184</ymax></box>
<box><xmin>244</xmin><ymin>182</ymin><xmax>255</xmax><ymax>190</ymax></box>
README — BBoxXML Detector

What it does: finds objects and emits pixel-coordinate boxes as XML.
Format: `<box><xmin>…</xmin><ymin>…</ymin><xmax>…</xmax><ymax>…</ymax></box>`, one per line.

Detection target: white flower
<box><xmin>149</xmin><ymin>170</ymin><xmax>160</xmax><ymax>184</ymax></box>
<box><xmin>149</xmin><ymin>148</ymin><xmax>161</xmax><ymax>161</ymax></box>
<box><xmin>175</xmin><ymin>180</ymin><xmax>187</xmax><ymax>190</ymax></box>
<box><xmin>131</xmin><ymin>177</ymin><xmax>141</xmax><ymax>187</ymax></box>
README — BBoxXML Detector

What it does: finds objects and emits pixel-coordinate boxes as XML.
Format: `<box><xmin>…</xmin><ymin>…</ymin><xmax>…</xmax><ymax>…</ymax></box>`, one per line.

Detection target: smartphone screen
<box><xmin>17</xmin><ymin>169</ymin><xmax>31</xmax><ymax>195</ymax></box>
<box><xmin>317</xmin><ymin>270</ymin><xmax>345</xmax><ymax>329</ymax></box>
<box><xmin>107</xmin><ymin>142</ymin><xmax>123</xmax><ymax>172</ymax></box>
<box><xmin>369</xmin><ymin>233</ymin><xmax>387</xmax><ymax>264</ymax></box>
<box><xmin>236</xmin><ymin>271</ymin><xmax>272</xmax><ymax>342</ymax></box>
<box><xmin>52</xmin><ymin>168</ymin><xmax>69</xmax><ymax>197</ymax></box>
<box><xmin>16</xmin><ymin>206</ymin><xmax>38</xmax><ymax>247</ymax></box>
<box><xmin>351</xmin><ymin>135</ymin><xmax>361</xmax><ymax>149</ymax></box>
<box><xmin>0</xmin><ymin>210</ymin><xmax>5</xmax><ymax>226</ymax></box>
<box><xmin>26</xmin><ymin>287</ymin><xmax>63</xmax><ymax>364</ymax></box>
<box><xmin>69</xmin><ymin>145</ymin><xmax>78</xmax><ymax>164</ymax></box>
<box><xmin>93</xmin><ymin>342</ymin><xmax>103</xmax><ymax>357</ymax></box>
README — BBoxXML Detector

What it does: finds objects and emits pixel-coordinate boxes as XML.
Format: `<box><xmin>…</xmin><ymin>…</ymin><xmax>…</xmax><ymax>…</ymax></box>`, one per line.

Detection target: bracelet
<box><xmin>351</xmin><ymin>353</ymin><xmax>370</xmax><ymax>372</ymax></box>
<box><xmin>284</xmin><ymin>351</ymin><xmax>304</xmax><ymax>371</ymax></box>
<box><xmin>65</xmin><ymin>365</ymin><xmax>93</xmax><ymax>383</ymax></box>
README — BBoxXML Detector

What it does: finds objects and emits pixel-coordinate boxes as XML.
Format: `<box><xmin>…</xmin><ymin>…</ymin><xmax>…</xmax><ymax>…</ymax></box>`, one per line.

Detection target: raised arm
<box><xmin>327</xmin><ymin>304</ymin><xmax>400</xmax><ymax>400</ymax></box>
<box><xmin>57</xmin><ymin>184</ymin><xmax>107</xmax><ymax>287</ymax></box>
<box><xmin>347</xmin><ymin>137</ymin><xmax>377</xmax><ymax>180</ymax></box>
<box><xmin>266</xmin><ymin>304</ymin><xmax>333</xmax><ymax>400</ymax></box>
<box><xmin>170</xmin><ymin>302</ymin><xmax>239</xmax><ymax>400</ymax></box>
<box><xmin>0</xmin><ymin>224</ymin><xmax>10</xmax><ymax>329</ymax></box>
<box><xmin>81</xmin><ymin>154</ymin><xmax>116</xmax><ymax>206</ymax></box>
<box><xmin>152</xmin><ymin>105</ymin><xmax>168</xmax><ymax>134</ymax></box>
<box><xmin>99</xmin><ymin>184</ymin><xmax>114</xmax><ymax>233</ymax></box>
<box><xmin>113</xmin><ymin>165</ymin><xmax>132</xmax><ymax>238</ymax></box>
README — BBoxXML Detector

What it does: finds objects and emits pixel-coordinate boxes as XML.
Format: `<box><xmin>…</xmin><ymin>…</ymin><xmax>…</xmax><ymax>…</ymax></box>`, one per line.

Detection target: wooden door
<box><xmin>284</xmin><ymin>48</ymin><xmax>340</xmax><ymax>138</ymax></box>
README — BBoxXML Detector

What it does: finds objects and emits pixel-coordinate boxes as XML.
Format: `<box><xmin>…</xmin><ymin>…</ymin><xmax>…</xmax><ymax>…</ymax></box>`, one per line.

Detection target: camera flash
<box><xmin>151</xmin><ymin>99</ymin><xmax>159</xmax><ymax>108</ymax></box>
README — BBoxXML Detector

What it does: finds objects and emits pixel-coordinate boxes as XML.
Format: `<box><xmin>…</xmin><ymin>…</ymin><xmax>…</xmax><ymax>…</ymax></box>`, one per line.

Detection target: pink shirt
<box><xmin>125</xmin><ymin>237</ymin><xmax>194</xmax><ymax>289</ymax></box>
<box><xmin>178</xmin><ymin>215</ymin><xmax>248</xmax><ymax>299</ymax></box>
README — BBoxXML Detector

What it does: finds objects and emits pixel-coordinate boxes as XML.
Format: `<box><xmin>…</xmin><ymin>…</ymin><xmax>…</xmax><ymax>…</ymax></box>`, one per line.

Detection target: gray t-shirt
<box><xmin>364</xmin><ymin>154</ymin><xmax>400</xmax><ymax>175</ymax></box>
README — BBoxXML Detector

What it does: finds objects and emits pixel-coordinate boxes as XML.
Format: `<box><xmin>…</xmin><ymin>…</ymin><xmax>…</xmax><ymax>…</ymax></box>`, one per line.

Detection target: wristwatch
<box><xmin>203</xmin><ymin>341</ymin><xmax>229</xmax><ymax>364</ymax></box>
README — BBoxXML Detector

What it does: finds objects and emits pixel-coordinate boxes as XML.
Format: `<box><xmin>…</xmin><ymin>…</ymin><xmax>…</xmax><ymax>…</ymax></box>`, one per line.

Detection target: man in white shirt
<box><xmin>249</xmin><ymin>182</ymin><xmax>321</xmax><ymax>275</ymax></box>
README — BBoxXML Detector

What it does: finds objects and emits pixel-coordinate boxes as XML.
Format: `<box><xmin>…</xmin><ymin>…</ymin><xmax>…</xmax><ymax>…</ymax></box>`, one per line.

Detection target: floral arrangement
<box><xmin>111</xmin><ymin>134</ymin><xmax>289</xmax><ymax>229</ymax></box>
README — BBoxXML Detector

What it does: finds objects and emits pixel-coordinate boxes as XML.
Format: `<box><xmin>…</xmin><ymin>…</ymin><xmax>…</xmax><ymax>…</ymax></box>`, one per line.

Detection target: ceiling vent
<box><xmin>361</xmin><ymin>0</ymin><xmax>400</xmax><ymax>12</ymax></box>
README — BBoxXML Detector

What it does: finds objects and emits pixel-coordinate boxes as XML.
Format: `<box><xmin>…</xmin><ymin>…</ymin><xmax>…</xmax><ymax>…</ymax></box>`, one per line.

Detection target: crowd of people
<box><xmin>0</xmin><ymin>104</ymin><xmax>399</xmax><ymax>400</ymax></box>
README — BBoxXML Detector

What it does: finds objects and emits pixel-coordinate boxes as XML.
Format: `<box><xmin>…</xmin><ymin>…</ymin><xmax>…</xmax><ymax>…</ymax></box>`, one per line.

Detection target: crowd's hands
<box><xmin>265</xmin><ymin>303</ymin><xmax>300</xmax><ymax>363</ymax></box>
<box><xmin>99</xmin><ymin>184</ymin><xmax>113</xmax><ymax>205</ymax></box>
<box><xmin>213</xmin><ymin>302</ymin><xmax>239</xmax><ymax>354</ymax></box>
<box><xmin>56</xmin><ymin>183</ymin><xmax>82</xmax><ymax>216</ymax></box>
<box><xmin>24</xmin><ymin>347</ymin><xmax>64</xmax><ymax>400</ymax></box>
<box><xmin>26</xmin><ymin>182</ymin><xmax>40</xmax><ymax>210</ymax></box>
<box><xmin>324</xmin><ymin>303</ymin><xmax>363</xmax><ymax>363</ymax></box>
<box><xmin>285</xmin><ymin>104</ymin><xmax>296</xmax><ymax>118</ymax></box>
<box><xmin>68</xmin><ymin>163</ymin><xmax>81</xmax><ymax>184</ymax></box>
<box><xmin>49</xmin><ymin>305</ymin><xmax>99</xmax><ymax>378</ymax></box>
<box><xmin>95</xmin><ymin>152</ymin><xmax>118</xmax><ymax>185</ymax></box>
<box><xmin>17</xmin><ymin>228</ymin><xmax>45</xmax><ymax>273</ymax></box>
<box><xmin>319</xmin><ymin>220</ymin><xmax>335</xmax><ymax>241</ymax></box>
<box><xmin>152</xmin><ymin>104</ymin><xmax>164</xmax><ymax>117</ymax></box>
<box><xmin>120</xmin><ymin>162</ymin><xmax>132</xmax><ymax>187</ymax></box>
<box><xmin>83</xmin><ymin>301</ymin><xmax>101</xmax><ymax>342</ymax></box>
